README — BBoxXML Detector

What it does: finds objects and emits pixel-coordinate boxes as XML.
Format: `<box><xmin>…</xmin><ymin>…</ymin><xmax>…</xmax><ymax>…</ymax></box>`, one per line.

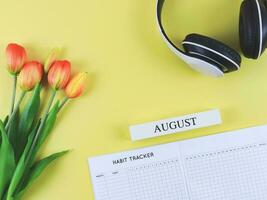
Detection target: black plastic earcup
<box><xmin>240</xmin><ymin>0</ymin><xmax>261</xmax><ymax>58</ymax></box>
<box><xmin>262</xmin><ymin>0</ymin><xmax>267</xmax><ymax>50</ymax></box>
<box><xmin>182</xmin><ymin>34</ymin><xmax>241</xmax><ymax>73</ymax></box>
<box><xmin>240</xmin><ymin>0</ymin><xmax>267</xmax><ymax>59</ymax></box>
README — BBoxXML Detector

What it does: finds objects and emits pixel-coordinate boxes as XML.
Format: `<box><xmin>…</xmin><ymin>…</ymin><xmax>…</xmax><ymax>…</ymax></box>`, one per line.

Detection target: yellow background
<box><xmin>0</xmin><ymin>0</ymin><xmax>267</xmax><ymax>199</ymax></box>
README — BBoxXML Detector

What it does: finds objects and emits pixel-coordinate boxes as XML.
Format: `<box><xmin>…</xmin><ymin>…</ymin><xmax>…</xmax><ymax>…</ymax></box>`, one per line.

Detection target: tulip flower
<box><xmin>18</xmin><ymin>61</ymin><xmax>43</xmax><ymax>91</ymax></box>
<box><xmin>65</xmin><ymin>72</ymin><xmax>87</xmax><ymax>98</ymax></box>
<box><xmin>6</xmin><ymin>43</ymin><xmax>27</xmax><ymax>75</ymax></box>
<box><xmin>58</xmin><ymin>72</ymin><xmax>87</xmax><ymax>111</ymax></box>
<box><xmin>44</xmin><ymin>48</ymin><xmax>61</xmax><ymax>73</ymax></box>
<box><xmin>6</xmin><ymin>43</ymin><xmax>27</xmax><ymax>116</ymax></box>
<box><xmin>48</xmin><ymin>60</ymin><xmax>71</xmax><ymax>90</ymax></box>
<box><xmin>6</xmin><ymin>61</ymin><xmax>43</xmax><ymax>130</ymax></box>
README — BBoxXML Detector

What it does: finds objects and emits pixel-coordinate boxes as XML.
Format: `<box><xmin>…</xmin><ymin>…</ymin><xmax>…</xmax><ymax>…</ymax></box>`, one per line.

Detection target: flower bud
<box><xmin>44</xmin><ymin>48</ymin><xmax>61</xmax><ymax>73</ymax></box>
<box><xmin>18</xmin><ymin>61</ymin><xmax>43</xmax><ymax>91</ymax></box>
<box><xmin>48</xmin><ymin>60</ymin><xmax>71</xmax><ymax>90</ymax></box>
<box><xmin>65</xmin><ymin>72</ymin><xmax>87</xmax><ymax>98</ymax></box>
<box><xmin>6</xmin><ymin>43</ymin><xmax>27</xmax><ymax>75</ymax></box>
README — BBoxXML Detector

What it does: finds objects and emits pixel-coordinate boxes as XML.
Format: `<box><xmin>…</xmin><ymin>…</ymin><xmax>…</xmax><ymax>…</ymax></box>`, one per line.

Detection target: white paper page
<box><xmin>89</xmin><ymin>142</ymin><xmax>189</xmax><ymax>200</ymax></box>
<box><xmin>89</xmin><ymin>125</ymin><xmax>267</xmax><ymax>200</ymax></box>
<box><xmin>179</xmin><ymin>125</ymin><xmax>267</xmax><ymax>200</ymax></box>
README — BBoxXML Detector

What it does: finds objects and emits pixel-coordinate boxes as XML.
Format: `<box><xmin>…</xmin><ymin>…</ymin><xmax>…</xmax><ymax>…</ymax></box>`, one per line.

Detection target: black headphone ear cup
<box><xmin>182</xmin><ymin>34</ymin><xmax>241</xmax><ymax>73</ymax></box>
<box><xmin>240</xmin><ymin>0</ymin><xmax>262</xmax><ymax>59</ymax></box>
<box><xmin>261</xmin><ymin>2</ymin><xmax>267</xmax><ymax>51</ymax></box>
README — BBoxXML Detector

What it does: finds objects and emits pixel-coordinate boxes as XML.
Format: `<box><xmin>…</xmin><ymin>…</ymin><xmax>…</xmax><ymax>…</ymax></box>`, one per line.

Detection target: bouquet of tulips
<box><xmin>0</xmin><ymin>44</ymin><xmax>87</xmax><ymax>200</ymax></box>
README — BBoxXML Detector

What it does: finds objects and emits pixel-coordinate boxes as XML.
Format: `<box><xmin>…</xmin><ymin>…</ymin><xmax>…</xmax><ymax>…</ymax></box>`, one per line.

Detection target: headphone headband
<box><xmin>156</xmin><ymin>0</ymin><xmax>185</xmax><ymax>56</ymax></box>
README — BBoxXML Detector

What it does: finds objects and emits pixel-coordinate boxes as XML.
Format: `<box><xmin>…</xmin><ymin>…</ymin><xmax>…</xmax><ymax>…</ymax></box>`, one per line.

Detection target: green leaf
<box><xmin>3</xmin><ymin>116</ymin><xmax>9</xmax><ymax>126</ymax></box>
<box><xmin>6</xmin><ymin>123</ymin><xmax>39</xmax><ymax>200</ymax></box>
<box><xmin>7</xmin><ymin>109</ymin><xmax>20</xmax><ymax>162</ymax></box>
<box><xmin>14</xmin><ymin>151</ymin><xmax>69</xmax><ymax>199</ymax></box>
<box><xmin>39</xmin><ymin>101</ymin><xmax>60</xmax><ymax>146</ymax></box>
<box><xmin>1</xmin><ymin>190</ymin><xmax>8</xmax><ymax>200</ymax></box>
<box><xmin>19</xmin><ymin>84</ymin><xmax>41</xmax><ymax>135</ymax></box>
<box><xmin>7</xmin><ymin>100</ymin><xmax>61</xmax><ymax>200</ymax></box>
<box><xmin>0</xmin><ymin>116</ymin><xmax>9</xmax><ymax>146</ymax></box>
<box><xmin>29</xmin><ymin>101</ymin><xmax>60</xmax><ymax>165</ymax></box>
<box><xmin>6</xmin><ymin>156</ymin><xmax>25</xmax><ymax>200</ymax></box>
<box><xmin>0</xmin><ymin>120</ymin><xmax>16</xmax><ymax>199</ymax></box>
<box><xmin>16</xmin><ymin>85</ymin><xmax>41</xmax><ymax>160</ymax></box>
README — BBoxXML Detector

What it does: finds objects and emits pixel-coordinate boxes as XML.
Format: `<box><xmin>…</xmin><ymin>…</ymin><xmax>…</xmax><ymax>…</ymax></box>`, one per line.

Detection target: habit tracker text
<box><xmin>112</xmin><ymin>152</ymin><xmax>154</xmax><ymax>165</ymax></box>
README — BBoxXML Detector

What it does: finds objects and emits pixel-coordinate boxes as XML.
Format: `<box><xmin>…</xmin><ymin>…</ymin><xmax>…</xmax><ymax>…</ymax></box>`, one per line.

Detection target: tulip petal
<box><xmin>6</xmin><ymin>43</ymin><xmax>27</xmax><ymax>75</ymax></box>
<box><xmin>18</xmin><ymin>61</ymin><xmax>43</xmax><ymax>91</ymax></box>
<box><xmin>65</xmin><ymin>72</ymin><xmax>87</xmax><ymax>98</ymax></box>
<box><xmin>47</xmin><ymin>60</ymin><xmax>71</xmax><ymax>90</ymax></box>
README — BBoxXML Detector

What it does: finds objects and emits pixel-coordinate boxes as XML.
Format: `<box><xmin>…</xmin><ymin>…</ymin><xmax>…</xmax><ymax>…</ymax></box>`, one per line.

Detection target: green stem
<box><xmin>9</xmin><ymin>75</ymin><xmax>17</xmax><ymax>116</ymax></box>
<box><xmin>58</xmin><ymin>97</ymin><xmax>69</xmax><ymax>111</ymax></box>
<box><xmin>24</xmin><ymin>89</ymin><xmax>57</xmax><ymax>165</ymax></box>
<box><xmin>5</xmin><ymin>91</ymin><xmax>26</xmax><ymax>131</ymax></box>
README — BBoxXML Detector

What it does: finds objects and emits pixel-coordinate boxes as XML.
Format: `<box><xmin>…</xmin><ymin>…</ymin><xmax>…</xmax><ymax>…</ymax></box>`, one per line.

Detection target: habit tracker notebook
<box><xmin>88</xmin><ymin>125</ymin><xmax>267</xmax><ymax>200</ymax></box>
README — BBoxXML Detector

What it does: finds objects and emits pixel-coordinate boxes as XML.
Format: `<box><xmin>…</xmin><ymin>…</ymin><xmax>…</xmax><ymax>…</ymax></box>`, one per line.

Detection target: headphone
<box><xmin>157</xmin><ymin>0</ymin><xmax>267</xmax><ymax>77</ymax></box>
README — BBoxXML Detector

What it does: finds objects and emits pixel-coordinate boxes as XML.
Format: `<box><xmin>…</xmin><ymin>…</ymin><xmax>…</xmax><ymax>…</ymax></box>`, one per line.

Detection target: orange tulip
<box><xmin>18</xmin><ymin>61</ymin><xmax>43</xmax><ymax>91</ymax></box>
<box><xmin>6</xmin><ymin>43</ymin><xmax>27</xmax><ymax>75</ymax></box>
<box><xmin>65</xmin><ymin>72</ymin><xmax>87</xmax><ymax>98</ymax></box>
<box><xmin>44</xmin><ymin>48</ymin><xmax>61</xmax><ymax>73</ymax></box>
<box><xmin>48</xmin><ymin>60</ymin><xmax>71</xmax><ymax>90</ymax></box>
